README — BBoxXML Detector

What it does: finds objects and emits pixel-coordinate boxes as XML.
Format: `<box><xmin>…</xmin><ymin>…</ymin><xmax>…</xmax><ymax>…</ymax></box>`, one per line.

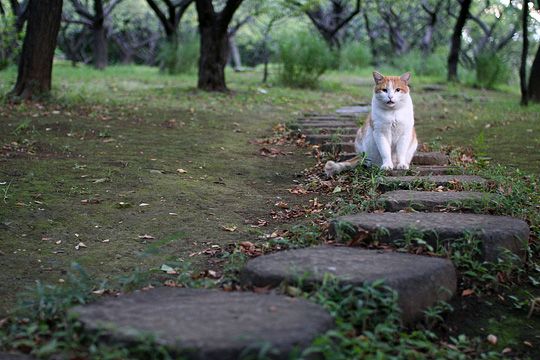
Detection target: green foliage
<box><xmin>475</xmin><ymin>52</ymin><xmax>510</xmax><ymax>89</ymax></box>
<box><xmin>0</xmin><ymin>12</ymin><xmax>23</xmax><ymax>70</ymax></box>
<box><xmin>338</xmin><ymin>41</ymin><xmax>372</xmax><ymax>70</ymax></box>
<box><xmin>300</xmin><ymin>276</ymin><xmax>496</xmax><ymax>359</ymax></box>
<box><xmin>394</xmin><ymin>49</ymin><xmax>446</xmax><ymax>77</ymax></box>
<box><xmin>158</xmin><ymin>34</ymin><xmax>199</xmax><ymax>75</ymax></box>
<box><xmin>277</xmin><ymin>30</ymin><xmax>335</xmax><ymax>88</ymax></box>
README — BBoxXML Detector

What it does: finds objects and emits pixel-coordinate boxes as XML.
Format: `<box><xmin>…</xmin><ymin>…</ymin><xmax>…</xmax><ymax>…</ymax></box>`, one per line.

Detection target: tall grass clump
<box><xmin>158</xmin><ymin>33</ymin><xmax>199</xmax><ymax>75</ymax></box>
<box><xmin>339</xmin><ymin>41</ymin><xmax>372</xmax><ymax>70</ymax></box>
<box><xmin>277</xmin><ymin>31</ymin><xmax>335</xmax><ymax>88</ymax></box>
<box><xmin>475</xmin><ymin>52</ymin><xmax>510</xmax><ymax>89</ymax></box>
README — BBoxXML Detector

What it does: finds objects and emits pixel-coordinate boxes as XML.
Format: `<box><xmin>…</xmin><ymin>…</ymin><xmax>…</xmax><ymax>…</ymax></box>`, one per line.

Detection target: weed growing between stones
<box><xmin>0</xmin><ymin>263</ymin><xmax>177</xmax><ymax>358</ymax></box>
<box><xmin>295</xmin><ymin>275</ymin><xmax>501</xmax><ymax>359</ymax></box>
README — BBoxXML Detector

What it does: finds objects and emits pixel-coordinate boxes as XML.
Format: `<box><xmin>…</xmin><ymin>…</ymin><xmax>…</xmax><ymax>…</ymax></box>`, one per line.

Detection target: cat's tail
<box><xmin>324</xmin><ymin>155</ymin><xmax>362</xmax><ymax>177</ymax></box>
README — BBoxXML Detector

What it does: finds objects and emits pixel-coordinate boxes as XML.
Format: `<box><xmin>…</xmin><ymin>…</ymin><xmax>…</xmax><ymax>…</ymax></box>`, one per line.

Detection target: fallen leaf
<box><xmin>221</xmin><ymin>225</ymin><xmax>237</xmax><ymax>232</ymax></box>
<box><xmin>461</xmin><ymin>289</ymin><xmax>475</xmax><ymax>297</ymax></box>
<box><xmin>138</xmin><ymin>234</ymin><xmax>155</xmax><ymax>240</ymax></box>
<box><xmin>75</xmin><ymin>242</ymin><xmax>87</xmax><ymax>250</ymax></box>
<box><xmin>275</xmin><ymin>201</ymin><xmax>289</xmax><ymax>209</ymax></box>
<box><xmin>139</xmin><ymin>203</ymin><xmax>150</xmax><ymax>207</ymax></box>
<box><xmin>176</xmin><ymin>168</ymin><xmax>188</xmax><ymax>174</ymax></box>
<box><xmin>160</xmin><ymin>264</ymin><xmax>177</xmax><ymax>275</ymax></box>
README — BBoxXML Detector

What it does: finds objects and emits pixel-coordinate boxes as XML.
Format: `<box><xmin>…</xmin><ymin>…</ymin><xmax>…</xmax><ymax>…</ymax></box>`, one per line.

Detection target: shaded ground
<box><xmin>0</xmin><ymin>64</ymin><xmax>539</xmax><ymax>354</ymax></box>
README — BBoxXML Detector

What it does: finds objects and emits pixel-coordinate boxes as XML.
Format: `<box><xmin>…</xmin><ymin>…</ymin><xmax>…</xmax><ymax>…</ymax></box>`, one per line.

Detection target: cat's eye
<box><xmin>396</xmin><ymin>88</ymin><xmax>401</xmax><ymax>92</ymax></box>
<box><xmin>382</xmin><ymin>89</ymin><xmax>387</xmax><ymax>92</ymax></box>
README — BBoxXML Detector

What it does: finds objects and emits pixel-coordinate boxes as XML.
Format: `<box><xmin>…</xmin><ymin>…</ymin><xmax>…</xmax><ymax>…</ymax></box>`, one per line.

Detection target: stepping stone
<box><xmin>241</xmin><ymin>246</ymin><xmax>456</xmax><ymax>324</ymax></box>
<box><xmin>330</xmin><ymin>213</ymin><xmax>529</xmax><ymax>261</ymax></box>
<box><xmin>71</xmin><ymin>288</ymin><xmax>333</xmax><ymax>359</ymax></box>
<box><xmin>298</xmin><ymin>120</ymin><xmax>357</xmax><ymax>128</ymax></box>
<box><xmin>336</xmin><ymin>152</ymin><xmax>449</xmax><ymax>166</ymax></box>
<box><xmin>321</xmin><ymin>142</ymin><xmax>355</xmax><ymax>153</ymax></box>
<box><xmin>299</xmin><ymin>115</ymin><xmax>355</xmax><ymax>121</ymax></box>
<box><xmin>388</xmin><ymin>165</ymin><xmax>461</xmax><ymax>176</ymax></box>
<box><xmin>335</xmin><ymin>105</ymin><xmax>371</xmax><ymax>115</ymax></box>
<box><xmin>380</xmin><ymin>175</ymin><xmax>486</xmax><ymax>190</ymax></box>
<box><xmin>0</xmin><ymin>353</ymin><xmax>36</xmax><ymax>360</ymax></box>
<box><xmin>412</xmin><ymin>152</ymin><xmax>449</xmax><ymax>166</ymax></box>
<box><xmin>306</xmin><ymin>134</ymin><xmax>356</xmax><ymax>144</ymax></box>
<box><xmin>380</xmin><ymin>190</ymin><xmax>498</xmax><ymax>212</ymax></box>
<box><xmin>302</xmin><ymin>127</ymin><xmax>358</xmax><ymax>135</ymax></box>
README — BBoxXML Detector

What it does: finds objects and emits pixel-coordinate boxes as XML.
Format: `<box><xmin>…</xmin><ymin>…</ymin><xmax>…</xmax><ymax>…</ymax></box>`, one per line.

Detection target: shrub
<box><xmin>475</xmin><ymin>52</ymin><xmax>510</xmax><ymax>89</ymax></box>
<box><xmin>277</xmin><ymin>30</ymin><xmax>335</xmax><ymax>88</ymax></box>
<box><xmin>0</xmin><ymin>13</ymin><xmax>23</xmax><ymax>71</ymax></box>
<box><xmin>158</xmin><ymin>33</ymin><xmax>199</xmax><ymax>74</ymax></box>
<box><xmin>339</xmin><ymin>41</ymin><xmax>372</xmax><ymax>70</ymax></box>
<box><xmin>394</xmin><ymin>49</ymin><xmax>446</xmax><ymax>77</ymax></box>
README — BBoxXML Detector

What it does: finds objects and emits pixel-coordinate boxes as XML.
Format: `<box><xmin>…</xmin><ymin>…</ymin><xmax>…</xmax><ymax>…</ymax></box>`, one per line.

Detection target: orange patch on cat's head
<box><xmin>373</xmin><ymin>71</ymin><xmax>411</xmax><ymax>93</ymax></box>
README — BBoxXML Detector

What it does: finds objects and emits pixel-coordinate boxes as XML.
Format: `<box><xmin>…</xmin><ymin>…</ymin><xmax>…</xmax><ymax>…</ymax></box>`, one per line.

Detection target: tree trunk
<box><xmin>363</xmin><ymin>11</ymin><xmax>377</xmax><ymax>64</ymax></box>
<box><xmin>528</xmin><ymin>45</ymin><xmax>540</xmax><ymax>103</ymax></box>
<box><xmin>93</xmin><ymin>24</ymin><xmax>108</xmax><ymax>69</ymax></box>
<box><xmin>447</xmin><ymin>0</ymin><xmax>472</xmax><ymax>82</ymax></box>
<box><xmin>520</xmin><ymin>0</ymin><xmax>529</xmax><ymax>106</ymax></box>
<box><xmin>198</xmin><ymin>23</ymin><xmax>229</xmax><ymax>91</ymax></box>
<box><xmin>10</xmin><ymin>0</ymin><xmax>63</xmax><ymax>100</ymax></box>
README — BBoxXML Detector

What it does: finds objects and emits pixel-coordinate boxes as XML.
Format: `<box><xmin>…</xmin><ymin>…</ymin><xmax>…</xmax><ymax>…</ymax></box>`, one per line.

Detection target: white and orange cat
<box><xmin>325</xmin><ymin>71</ymin><xmax>417</xmax><ymax>176</ymax></box>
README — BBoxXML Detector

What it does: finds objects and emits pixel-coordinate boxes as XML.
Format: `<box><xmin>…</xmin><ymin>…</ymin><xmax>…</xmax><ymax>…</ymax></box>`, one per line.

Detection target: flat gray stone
<box><xmin>298</xmin><ymin>120</ymin><xmax>358</xmax><ymax>128</ymax></box>
<box><xmin>412</xmin><ymin>152</ymin><xmax>449</xmax><ymax>165</ymax></box>
<box><xmin>0</xmin><ymin>353</ymin><xmax>36</xmax><ymax>360</ymax></box>
<box><xmin>380</xmin><ymin>175</ymin><xmax>486</xmax><ymax>190</ymax></box>
<box><xmin>335</xmin><ymin>152</ymin><xmax>449</xmax><ymax>166</ymax></box>
<box><xmin>306</xmin><ymin>134</ymin><xmax>356</xmax><ymax>144</ymax></box>
<box><xmin>380</xmin><ymin>190</ymin><xmax>498</xmax><ymax>212</ymax></box>
<box><xmin>241</xmin><ymin>246</ymin><xmax>456</xmax><ymax>323</ymax></box>
<box><xmin>302</xmin><ymin>127</ymin><xmax>358</xmax><ymax>135</ymax></box>
<box><xmin>71</xmin><ymin>288</ymin><xmax>333</xmax><ymax>359</ymax></box>
<box><xmin>321</xmin><ymin>142</ymin><xmax>355</xmax><ymax>153</ymax></box>
<box><xmin>330</xmin><ymin>213</ymin><xmax>529</xmax><ymax>261</ymax></box>
<box><xmin>335</xmin><ymin>105</ymin><xmax>371</xmax><ymax>115</ymax></box>
<box><xmin>388</xmin><ymin>166</ymin><xmax>462</xmax><ymax>176</ymax></box>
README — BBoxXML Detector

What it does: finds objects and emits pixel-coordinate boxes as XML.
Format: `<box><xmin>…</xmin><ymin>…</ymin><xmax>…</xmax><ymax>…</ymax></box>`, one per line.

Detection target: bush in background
<box><xmin>277</xmin><ymin>30</ymin><xmax>335</xmax><ymax>88</ymax></box>
<box><xmin>475</xmin><ymin>52</ymin><xmax>510</xmax><ymax>89</ymax></box>
<box><xmin>394</xmin><ymin>49</ymin><xmax>446</xmax><ymax>77</ymax></box>
<box><xmin>338</xmin><ymin>41</ymin><xmax>372</xmax><ymax>70</ymax></box>
<box><xmin>158</xmin><ymin>33</ymin><xmax>199</xmax><ymax>75</ymax></box>
<box><xmin>0</xmin><ymin>13</ymin><xmax>23</xmax><ymax>71</ymax></box>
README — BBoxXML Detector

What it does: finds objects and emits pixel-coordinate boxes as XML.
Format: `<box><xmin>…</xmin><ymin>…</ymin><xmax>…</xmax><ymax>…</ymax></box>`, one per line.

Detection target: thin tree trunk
<box><xmin>447</xmin><ymin>0</ymin><xmax>472</xmax><ymax>82</ymax></box>
<box><xmin>520</xmin><ymin>0</ymin><xmax>529</xmax><ymax>106</ymax></box>
<box><xmin>363</xmin><ymin>11</ymin><xmax>377</xmax><ymax>64</ymax></box>
<box><xmin>10</xmin><ymin>0</ymin><xmax>63</xmax><ymax>100</ymax></box>
<box><xmin>528</xmin><ymin>44</ymin><xmax>540</xmax><ymax>103</ymax></box>
<box><xmin>228</xmin><ymin>34</ymin><xmax>242</xmax><ymax>71</ymax></box>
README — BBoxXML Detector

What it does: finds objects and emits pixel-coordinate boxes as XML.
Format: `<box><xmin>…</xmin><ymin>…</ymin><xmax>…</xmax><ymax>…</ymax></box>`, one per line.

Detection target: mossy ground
<box><xmin>1</xmin><ymin>63</ymin><xmax>539</xmax><ymax>357</ymax></box>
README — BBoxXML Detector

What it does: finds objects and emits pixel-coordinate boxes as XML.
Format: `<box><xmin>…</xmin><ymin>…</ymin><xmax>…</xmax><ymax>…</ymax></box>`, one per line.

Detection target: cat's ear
<box><xmin>400</xmin><ymin>72</ymin><xmax>411</xmax><ymax>84</ymax></box>
<box><xmin>373</xmin><ymin>71</ymin><xmax>384</xmax><ymax>84</ymax></box>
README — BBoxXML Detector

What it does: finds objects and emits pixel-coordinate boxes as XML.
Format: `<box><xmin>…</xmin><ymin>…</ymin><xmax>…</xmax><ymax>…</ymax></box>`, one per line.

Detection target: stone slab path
<box><xmin>335</xmin><ymin>105</ymin><xmax>371</xmax><ymax>115</ymax></box>
<box><xmin>388</xmin><ymin>166</ymin><xmax>461</xmax><ymax>176</ymax></box>
<box><xmin>330</xmin><ymin>213</ymin><xmax>528</xmax><ymax>261</ymax></box>
<box><xmin>338</xmin><ymin>151</ymin><xmax>450</xmax><ymax>166</ymax></box>
<box><xmin>379</xmin><ymin>175</ymin><xmax>487</xmax><ymax>190</ymax></box>
<box><xmin>241</xmin><ymin>246</ymin><xmax>456</xmax><ymax>323</ymax></box>
<box><xmin>0</xmin><ymin>353</ymin><xmax>36</xmax><ymax>360</ymax></box>
<box><xmin>71</xmin><ymin>288</ymin><xmax>333</xmax><ymax>360</ymax></box>
<box><xmin>380</xmin><ymin>190</ymin><xmax>497</xmax><ymax>212</ymax></box>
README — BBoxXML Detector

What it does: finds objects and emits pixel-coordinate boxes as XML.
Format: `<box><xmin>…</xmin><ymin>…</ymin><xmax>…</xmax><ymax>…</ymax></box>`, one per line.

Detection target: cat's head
<box><xmin>372</xmin><ymin>71</ymin><xmax>411</xmax><ymax>108</ymax></box>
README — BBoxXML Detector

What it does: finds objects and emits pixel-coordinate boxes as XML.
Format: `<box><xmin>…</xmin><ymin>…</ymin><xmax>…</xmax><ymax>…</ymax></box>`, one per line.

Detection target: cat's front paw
<box><xmin>380</xmin><ymin>162</ymin><xmax>394</xmax><ymax>171</ymax></box>
<box><xmin>396</xmin><ymin>163</ymin><xmax>409</xmax><ymax>170</ymax></box>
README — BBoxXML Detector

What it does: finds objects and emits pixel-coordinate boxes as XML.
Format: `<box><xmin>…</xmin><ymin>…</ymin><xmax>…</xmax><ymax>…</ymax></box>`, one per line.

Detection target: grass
<box><xmin>0</xmin><ymin>61</ymin><xmax>539</xmax><ymax>358</ymax></box>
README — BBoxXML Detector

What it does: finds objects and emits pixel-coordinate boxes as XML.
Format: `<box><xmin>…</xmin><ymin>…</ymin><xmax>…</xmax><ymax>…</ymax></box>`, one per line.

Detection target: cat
<box><xmin>324</xmin><ymin>71</ymin><xmax>417</xmax><ymax>176</ymax></box>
